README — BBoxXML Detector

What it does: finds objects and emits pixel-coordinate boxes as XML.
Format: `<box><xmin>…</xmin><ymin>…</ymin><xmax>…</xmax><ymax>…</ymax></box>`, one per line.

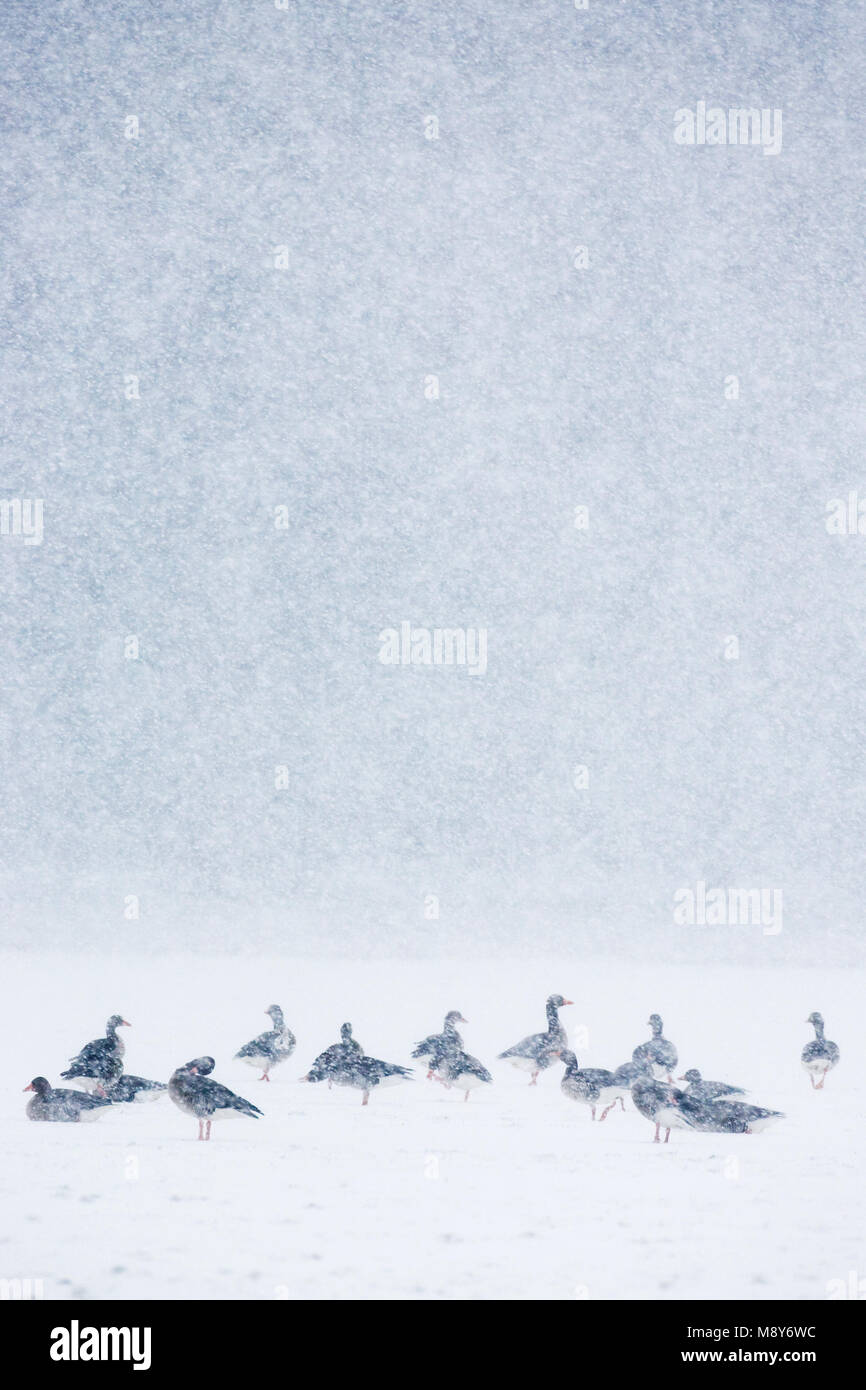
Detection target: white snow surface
<box><xmin>2</xmin><ymin>953</ymin><xmax>861</xmax><ymax>1301</ymax></box>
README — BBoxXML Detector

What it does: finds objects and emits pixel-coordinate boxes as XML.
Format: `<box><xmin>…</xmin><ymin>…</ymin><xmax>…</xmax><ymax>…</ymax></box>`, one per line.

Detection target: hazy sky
<box><xmin>1</xmin><ymin>2</ymin><xmax>864</xmax><ymax>957</ymax></box>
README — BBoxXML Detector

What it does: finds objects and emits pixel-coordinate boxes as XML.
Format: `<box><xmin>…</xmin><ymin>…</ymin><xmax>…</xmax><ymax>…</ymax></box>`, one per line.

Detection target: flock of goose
<box><xmin>23</xmin><ymin>998</ymin><xmax>840</xmax><ymax>1143</ymax></box>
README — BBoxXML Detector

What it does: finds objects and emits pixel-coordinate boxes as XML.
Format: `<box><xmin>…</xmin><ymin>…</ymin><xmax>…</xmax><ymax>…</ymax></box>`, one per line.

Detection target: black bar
<box><xmin>7</xmin><ymin>1299</ymin><xmax>859</xmax><ymax>1374</ymax></box>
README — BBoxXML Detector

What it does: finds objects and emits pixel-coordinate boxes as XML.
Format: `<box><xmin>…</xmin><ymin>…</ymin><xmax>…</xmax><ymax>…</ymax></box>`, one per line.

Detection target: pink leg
<box><xmin>591</xmin><ymin>1107</ymin><xmax>596</xmax><ymax>1121</ymax></box>
<box><xmin>197</xmin><ymin>1119</ymin><xmax>204</xmax><ymax>1141</ymax></box>
<box><xmin>618</xmin><ymin>1096</ymin><xmax>626</xmax><ymax>1112</ymax></box>
<box><xmin>653</xmin><ymin>1122</ymin><xmax>660</xmax><ymax>1143</ymax></box>
<box><xmin>663</xmin><ymin>1128</ymin><xmax>670</xmax><ymax>1144</ymax></box>
<box><xmin>599</xmin><ymin>1103</ymin><xmax>615</xmax><ymax>1121</ymax></box>
<box><xmin>529</xmin><ymin>1071</ymin><xmax>539</xmax><ymax>1086</ymax></box>
<box><xmin>362</xmin><ymin>1091</ymin><xmax>369</xmax><ymax>1106</ymax></box>
<box><xmin>205</xmin><ymin>1119</ymin><xmax>212</xmax><ymax>1140</ymax></box>
<box><xmin>817</xmin><ymin>1070</ymin><xmax>828</xmax><ymax>1090</ymax></box>
<box><xmin>259</xmin><ymin>1072</ymin><xmax>270</xmax><ymax>1082</ymax></box>
<box><xmin>463</xmin><ymin>1091</ymin><xmax>470</xmax><ymax>1102</ymax></box>
<box><xmin>426</xmin><ymin>1069</ymin><xmax>433</xmax><ymax>1080</ymax></box>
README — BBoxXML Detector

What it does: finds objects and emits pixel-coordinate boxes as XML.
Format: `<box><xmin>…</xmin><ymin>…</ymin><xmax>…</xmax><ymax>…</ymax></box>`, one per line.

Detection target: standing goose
<box><xmin>631</xmin><ymin>1078</ymin><xmax>696</xmax><ymax>1143</ymax></box>
<box><xmin>556</xmin><ymin>1051</ymin><xmax>621</xmax><ymax>1120</ymax></box>
<box><xmin>632</xmin><ymin>1079</ymin><xmax>783</xmax><ymax>1141</ymax></box>
<box><xmin>631</xmin><ymin>1014</ymin><xmax>678</xmax><ymax>1081</ymax></box>
<box><xmin>411</xmin><ymin>1011</ymin><xmax>467</xmax><ymax>1079</ymax></box>
<box><xmin>234</xmin><ymin>1005</ymin><xmax>296</xmax><ymax>1081</ymax></box>
<box><xmin>168</xmin><ymin>1057</ymin><xmax>263</xmax><ymax>1139</ymax></box>
<box><xmin>801</xmin><ymin>1012</ymin><xmax>840</xmax><ymax>1089</ymax></box>
<box><xmin>498</xmin><ymin>994</ymin><xmax>574</xmax><ymax>1085</ymax></box>
<box><xmin>304</xmin><ymin>1023</ymin><xmax>364</xmax><ymax>1087</ymax></box>
<box><xmin>302</xmin><ymin>1053</ymin><xmax>412</xmax><ymax>1106</ymax></box>
<box><xmin>438</xmin><ymin>1049</ymin><xmax>493</xmax><ymax>1101</ymax></box>
<box><xmin>24</xmin><ymin>1077</ymin><xmax>112</xmax><ymax>1123</ymax></box>
<box><xmin>61</xmin><ymin>1015</ymin><xmax>131</xmax><ymax>1090</ymax></box>
<box><xmin>678</xmin><ymin>1069</ymin><xmax>746</xmax><ymax>1103</ymax></box>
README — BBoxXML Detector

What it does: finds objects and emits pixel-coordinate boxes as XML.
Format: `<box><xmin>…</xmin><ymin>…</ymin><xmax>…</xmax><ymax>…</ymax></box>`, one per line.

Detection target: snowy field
<box><xmin>1</xmin><ymin>953</ymin><xmax>861</xmax><ymax>1302</ymax></box>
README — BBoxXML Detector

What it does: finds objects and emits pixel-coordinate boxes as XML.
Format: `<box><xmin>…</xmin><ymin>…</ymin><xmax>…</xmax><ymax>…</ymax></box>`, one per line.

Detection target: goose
<box><xmin>498</xmin><ymin>994</ymin><xmax>573</xmax><ymax>1084</ymax></box>
<box><xmin>678</xmin><ymin>1069</ymin><xmax>746</xmax><ymax>1103</ymax></box>
<box><xmin>437</xmin><ymin>1049</ymin><xmax>492</xmax><ymax>1101</ymax></box>
<box><xmin>61</xmin><ymin>1015</ymin><xmax>130</xmax><ymax>1090</ymax></box>
<box><xmin>556</xmin><ymin>1051</ymin><xmax>619</xmax><ymax>1119</ymax></box>
<box><xmin>168</xmin><ymin>1057</ymin><xmax>263</xmax><ymax>1139</ymax></box>
<box><xmin>801</xmin><ymin>1012</ymin><xmax>839</xmax><ymax>1089</ymax></box>
<box><xmin>632</xmin><ymin>1079</ymin><xmax>783</xmax><ymax>1141</ymax></box>
<box><xmin>302</xmin><ymin>1054</ymin><xmax>412</xmax><ymax>1106</ymax></box>
<box><xmin>688</xmin><ymin>1099</ymin><xmax>785</xmax><ymax>1135</ymax></box>
<box><xmin>631</xmin><ymin>1079</ymin><xmax>697</xmax><ymax>1143</ymax></box>
<box><xmin>102</xmin><ymin>1073</ymin><xmax>167</xmax><ymax>1103</ymax></box>
<box><xmin>557</xmin><ymin>1052</ymin><xmax>652</xmax><ymax>1119</ymax></box>
<box><xmin>24</xmin><ymin>1077</ymin><xmax>112</xmax><ymax>1123</ymax></box>
<box><xmin>411</xmin><ymin>1011</ymin><xmax>467</xmax><ymax>1079</ymax></box>
<box><xmin>234</xmin><ymin>1005</ymin><xmax>296</xmax><ymax>1081</ymax></box>
<box><xmin>304</xmin><ymin>1023</ymin><xmax>363</xmax><ymax>1087</ymax></box>
<box><xmin>631</xmin><ymin>1014</ymin><xmax>678</xmax><ymax>1081</ymax></box>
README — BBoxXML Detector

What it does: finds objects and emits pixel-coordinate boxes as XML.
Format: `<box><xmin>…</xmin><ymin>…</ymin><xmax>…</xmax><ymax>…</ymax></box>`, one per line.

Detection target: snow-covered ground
<box><xmin>1</xmin><ymin>953</ymin><xmax>861</xmax><ymax>1301</ymax></box>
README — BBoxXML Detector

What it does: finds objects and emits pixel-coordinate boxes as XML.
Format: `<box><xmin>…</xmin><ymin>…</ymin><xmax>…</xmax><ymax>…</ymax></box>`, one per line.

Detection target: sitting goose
<box><xmin>302</xmin><ymin>1053</ymin><xmax>412</xmax><ymax>1106</ymax></box>
<box><xmin>688</xmin><ymin>1099</ymin><xmax>785</xmax><ymax>1135</ymax></box>
<box><xmin>61</xmin><ymin>1015</ymin><xmax>130</xmax><ymax>1091</ymax></box>
<box><xmin>168</xmin><ymin>1057</ymin><xmax>263</xmax><ymax>1139</ymax></box>
<box><xmin>24</xmin><ymin>1077</ymin><xmax>112</xmax><ymax>1123</ymax></box>
<box><xmin>437</xmin><ymin>1049</ymin><xmax>492</xmax><ymax>1101</ymax></box>
<box><xmin>103</xmin><ymin>1072</ymin><xmax>167</xmax><ymax>1103</ymax></box>
<box><xmin>801</xmin><ymin>1012</ymin><xmax>840</xmax><ymax>1089</ymax></box>
<box><xmin>498</xmin><ymin>994</ymin><xmax>573</xmax><ymax>1085</ymax></box>
<box><xmin>234</xmin><ymin>1005</ymin><xmax>296</xmax><ymax>1081</ymax></box>
<box><xmin>632</xmin><ymin>1014</ymin><xmax>678</xmax><ymax>1081</ymax></box>
<box><xmin>678</xmin><ymin>1069</ymin><xmax>746</xmax><ymax>1103</ymax></box>
<box><xmin>412</xmin><ymin>1011</ymin><xmax>467</xmax><ymax>1079</ymax></box>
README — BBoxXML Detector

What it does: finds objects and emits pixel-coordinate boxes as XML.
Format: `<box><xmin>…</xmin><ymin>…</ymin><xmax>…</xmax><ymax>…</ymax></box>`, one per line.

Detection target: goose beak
<box><xmin>23</xmin><ymin>1083</ymin><xmax>34</xmax><ymax>1092</ymax></box>
<box><xmin>563</xmin><ymin>999</ymin><xmax>574</xmax><ymax>1006</ymax></box>
<box><xmin>121</xmin><ymin>1020</ymin><xmax>131</xmax><ymax>1027</ymax></box>
<box><xmin>299</xmin><ymin>1074</ymin><xmax>309</xmax><ymax>1082</ymax></box>
<box><xmin>189</xmin><ymin>1066</ymin><xmax>199</xmax><ymax>1075</ymax></box>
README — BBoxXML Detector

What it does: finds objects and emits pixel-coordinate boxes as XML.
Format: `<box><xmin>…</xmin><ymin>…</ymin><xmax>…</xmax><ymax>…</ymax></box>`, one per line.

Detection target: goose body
<box><xmin>632</xmin><ymin>1079</ymin><xmax>783</xmax><ymax>1141</ymax></box>
<box><xmin>305</xmin><ymin>1023</ymin><xmax>363</xmax><ymax>1084</ymax></box>
<box><xmin>678</xmin><ymin>1069</ymin><xmax>746</xmax><ymax>1103</ymax></box>
<box><xmin>412</xmin><ymin>1011</ymin><xmax>466</xmax><ymax>1078</ymax></box>
<box><xmin>498</xmin><ymin>994</ymin><xmax>573</xmax><ymax>1084</ymax></box>
<box><xmin>302</xmin><ymin>1053</ymin><xmax>412</xmax><ymax>1106</ymax></box>
<box><xmin>104</xmin><ymin>1073</ymin><xmax>167</xmax><ymax>1103</ymax></box>
<box><xmin>801</xmin><ymin>1012</ymin><xmax>839</xmax><ymax>1089</ymax></box>
<box><xmin>169</xmin><ymin>1057</ymin><xmax>263</xmax><ymax>1139</ymax></box>
<box><xmin>688</xmin><ymin>1100</ymin><xmax>785</xmax><ymax>1135</ymax></box>
<box><xmin>438</xmin><ymin>1049</ymin><xmax>492</xmax><ymax>1100</ymax></box>
<box><xmin>557</xmin><ymin>1051</ymin><xmax>618</xmax><ymax>1118</ymax></box>
<box><xmin>631</xmin><ymin>1079</ymin><xmax>696</xmax><ymax>1143</ymax></box>
<box><xmin>61</xmin><ymin>1015</ymin><xmax>130</xmax><ymax>1088</ymax></box>
<box><xmin>235</xmin><ymin>1005</ymin><xmax>296</xmax><ymax>1080</ymax></box>
<box><xmin>632</xmin><ymin>1014</ymin><xmax>677</xmax><ymax>1081</ymax></box>
<box><xmin>24</xmin><ymin>1077</ymin><xmax>112</xmax><ymax>1123</ymax></box>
